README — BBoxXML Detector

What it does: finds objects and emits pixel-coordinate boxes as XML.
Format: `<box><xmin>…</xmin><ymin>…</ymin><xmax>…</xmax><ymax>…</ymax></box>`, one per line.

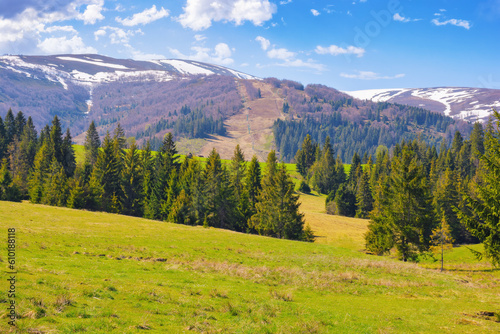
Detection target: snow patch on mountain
<box><xmin>410</xmin><ymin>88</ymin><xmax>478</xmax><ymax>116</ymax></box>
<box><xmin>57</xmin><ymin>56</ymin><xmax>130</xmax><ymax>69</ymax></box>
<box><xmin>344</xmin><ymin>88</ymin><xmax>410</xmax><ymax>102</ymax></box>
<box><xmin>344</xmin><ymin>87</ymin><xmax>500</xmax><ymax>122</ymax></box>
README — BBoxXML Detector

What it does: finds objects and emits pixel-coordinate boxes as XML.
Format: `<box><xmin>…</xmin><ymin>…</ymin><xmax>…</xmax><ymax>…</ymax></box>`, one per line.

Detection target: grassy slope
<box><xmin>0</xmin><ymin>199</ymin><xmax>498</xmax><ymax>333</ymax></box>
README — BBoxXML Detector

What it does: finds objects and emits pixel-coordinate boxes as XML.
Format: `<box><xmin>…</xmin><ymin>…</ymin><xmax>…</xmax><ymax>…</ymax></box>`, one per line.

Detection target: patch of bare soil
<box><xmin>199</xmin><ymin>80</ymin><xmax>285</xmax><ymax>161</ymax></box>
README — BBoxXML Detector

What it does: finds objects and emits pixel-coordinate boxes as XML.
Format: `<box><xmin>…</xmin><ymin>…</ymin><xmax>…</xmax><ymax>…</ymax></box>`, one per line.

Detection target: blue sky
<box><xmin>1</xmin><ymin>0</ymin><xmax>499</xmax><ymax>90</ymax></box>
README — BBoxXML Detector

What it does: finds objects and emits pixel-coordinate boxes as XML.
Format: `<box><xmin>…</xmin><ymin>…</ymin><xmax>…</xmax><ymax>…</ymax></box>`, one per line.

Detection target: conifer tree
<box><xmin>367</xmin><ymin>144</ymin><xmax>435</xmax><ymax>261</ymax></box>
<box><xmin>4</xmin><ymin>109</ymin><xmax>15</xmax><ymax>145</ymax></box>
<box><xmin>90</xmin><ymin>132</ymin><xmax>122</xmax><ymax>212</ymax></box>
<box><xmin>84</xmin><ymin>121</ymin><xmax>101</xmax><ymax>166</ymax></box>
<box><xmin>168</xmin><ymin>189</ymin><xmax>193</xmax><ymax>225</ymax></box>
<box><xmin>14</xmin><ymin>111</ymin><xmax>26</xmax><ymax>138</ymax></box>
<box><xmin>49</xmin><ymin>116</ymin><xmax>63</xmax><ymax>164</ymax></box>
<box><xmin>113</xmin><ymin>122</ymin><xmax>127</xmax><ymax>150</ymax></box>
<box><xmin>433</xmin><ymin>168</ymin><xmax>465</xmax><ymax>242</ymax></box>
<box><xmin>204</xmin><ymin>148</ymin><xmax>236</xmax><ymax>229</ymax></box>
<box><xmin>430</xmin><ymin>216</ymin><xmax>454</xmax><ymax>271</ymax></box>
<box><xmin>43</xmin><ymin>158</ymin><xmax>69</xmax><ymax>207</ymax></box>
<box><xmin>295</xmin><ymin>134</ymin><xmax>316</xmax><ymax>178</ymax></box>
<box><xmin>229</xmin><ymin>144</ymin><xmax>249</xmax><ymax>230</ymax></box>
<box><xmin>310</xmin><ymin>136</ymin><xmax>337</xmax><ymax>194</ymax></box>
<box><xmin>121</xmin><ymin>141</ymin><xmax>143</xmax><ymax>216</ymax></box>
<box><xmin>28</xmin><ymin>141</ymin><xmax>51</xmax><ymax>203</ymax></box>
<box><xmin>245</xmin><ymin>155</ymin><xmax>262</xmax><ymax>216</ymax></box>
<box><xmin>250</xmin><ymin>153</ymin><xmax>306</xmax><ymax>240</ymax></box>
<box><xmin>458</xmin><ymin>109</ymin><xmax>500</xmax><ymax>267</ymax></box>
<box><xmin>356</xmin><ymin>169</ymin><xmax>373</xmax><ymax>218</ymax></box>
<box><xmin>61</xmin><ymin>128</ymin><xmax>76</xmax><ymax>177</ymax></box>
<box><xmin>0</xmin><ymin>117</ymin><xmax>6</xmax><ymax>160</ymax></box>
<box><xmin>0</xmin><ymin>159</ymin><xmax>21</xmax><ymax>202</ymax></box>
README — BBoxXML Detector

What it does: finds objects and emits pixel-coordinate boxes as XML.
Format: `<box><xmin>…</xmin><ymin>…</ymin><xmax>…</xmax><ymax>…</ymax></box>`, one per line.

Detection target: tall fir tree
<box><xmin>84</xmin><ymin>121</ymin><xmax>101</xmax><ymax>166</ymax></box>
<box><xmin>458</xmin><ymin>109</ymin><xmax>500</xmax><ymax>267</ymax></box>
<box><xmin>90</xmin><ymin>132</ymin><xmax>122</xmax><ymax>212</ymax></box>
<box><xmin>61</xmin><ymin>128</ymin><xmax>76</xmax><ymax>177</ymax></box>
<box><xmin>295</xmin><ymin>134</ymin><xmax>316</xmax><ymax>178</ymax></box>
<box><xmin>121</xmin><ymin>141</ymin><xmax>143</xmax><ymax>216</ymax></box>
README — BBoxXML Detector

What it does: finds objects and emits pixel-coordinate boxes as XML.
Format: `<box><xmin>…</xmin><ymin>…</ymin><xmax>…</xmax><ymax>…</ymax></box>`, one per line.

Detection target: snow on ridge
<box><xmin>158</xmin><ymin>59</ymin><xmax>215</xmax><ymax>76</ymax></box>
<box><xmin>410</xmin><ymin>88</ymin><xmax>478</xmax><ymax>116</ymax></box>
<box><xmin>343</xmin><ymin>88</ymin><xmax>409</xmax><ymax>102</ymax></box>
<box><xmin>57</xmin><ymin>56</ymin><xmax>130</xmax><ymax>70</ymax></box>
<box><xmin>69</xmin><ymin>69</ymin><xmax>174</xmax><ymax>84</ymax></box>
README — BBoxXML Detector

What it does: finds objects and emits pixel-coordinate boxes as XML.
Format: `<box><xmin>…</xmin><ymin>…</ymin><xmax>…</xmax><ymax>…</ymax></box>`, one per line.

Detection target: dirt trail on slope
<box><xmin>199</xmin><ymin>80</ymin><xmax>285</xmax><ymax>161</ymax></box>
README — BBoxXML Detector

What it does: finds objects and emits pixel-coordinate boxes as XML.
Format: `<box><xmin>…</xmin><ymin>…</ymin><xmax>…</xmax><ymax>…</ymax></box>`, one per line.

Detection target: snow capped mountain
<box><xmin>344</xmin><ymin>87</ymin><xmax>500</xmax><ymax>123</ymax></box>
<box><xmin>0</xmin><ymin>54</ymin><xmax>258</xmax><ymax>89</ymax></box>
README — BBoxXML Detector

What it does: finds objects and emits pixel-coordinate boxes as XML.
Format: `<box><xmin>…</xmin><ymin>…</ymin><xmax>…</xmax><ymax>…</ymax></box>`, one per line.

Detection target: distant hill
<box><xmin>344</xmin><ymin>87</ymin><xmax>500</xmax><ymax>123</ymax></box>
<box><xmin>0</xmin><ymin>54</ymin><xmax>486</xmax><ymax>161</ymax></box>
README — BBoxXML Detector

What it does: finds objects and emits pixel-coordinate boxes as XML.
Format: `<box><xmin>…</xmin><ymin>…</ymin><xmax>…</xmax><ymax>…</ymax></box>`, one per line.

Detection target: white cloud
<box><xmin>315</xmin><ymin>45</ymin><xmax>365</xmax><ymax>57</ymax></box>
<box><xmin>340</xmin><ymin>71</ymin><xmax>405</xmax><ymax>80</ymax></box>
<box><xmin>116</xmin><ymin>5</ymin><xmax>169</xmax><ymax>26</ymax></box>
<box><xmin>311</xmin><ymin>9</ymin><xmax>320</xmax><ymax>16</ymax></box>
<box><xmin>94</xmin><ymin>26</ymin><xmax>142</xmax><ymax>46</ymax></box>
<box><xmin>255</xmin><ymin>36</ymin><xmax>270</xmax><ymax>50</ymax></box>
<box><xmin>44</xmin><ymin>25</ymin><xmax>78</xmax><ymax>34</ymax></box>
<box><xmin>194</xmin><ymin>34</ymin><xmax>207</xmax><ymax>42</ymax></box>
<box><xmin>38</xmin><ymin>35</ymin><xmax>97</xmax><ymax>54</ymax></box>
<box><xmin>170</xmin><ymin>43</ymin><xmax>234</xmax><ymax>65</ymax></box>
<box><xmin>0</xmin><ymin>2</ymin><xmax>100</xmax><ymax>54</ymax></box>
<box><xmin>280</xmin><ymin>0</ymin><xmax>292</xmax><ymax>4</ymax></box>
<box><xmin>267</xmin><ymin>48</ymin><xmax>296</xmax><ymax>60</ymax></box>
<box><xmin>276</xmin><ymin>58</ymin><xmax>325</xmax><ymax>72</ymax></box>
<box><xmin>178</xmin><ymin>0</ymin><xmax>277</xmax><ymax>31</ymax></box>
<box><xmin>431</xmin><ymin>18</ymin><xmax>471</xmax><ymax>29</ymax></box>
<box><xmin>94</xmin><ymin>29</ymin><xmax>106</xmax><ymax>40</ymax></box>
<box><xmin>79</xmin><ymin>1</ymin><xmax>105</xmax><ymax>25</ymax></box>
<box><xmin>393</xmin><ymin>13</ymin><xmax>410</xmax><ymax>22</ymax></box>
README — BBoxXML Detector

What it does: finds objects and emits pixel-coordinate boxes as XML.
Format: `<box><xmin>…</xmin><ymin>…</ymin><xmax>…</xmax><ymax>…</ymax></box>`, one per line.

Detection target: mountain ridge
<box><xmin>344</xmin><ymin>87</ymin><xmax>500</xmax><ymax>123</ymax></box>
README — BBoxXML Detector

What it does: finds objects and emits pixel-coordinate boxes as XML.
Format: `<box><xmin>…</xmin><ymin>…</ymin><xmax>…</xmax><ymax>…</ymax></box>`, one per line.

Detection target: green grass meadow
<box><xmin>0</xmin><ymin>198</ymin><xmax>499</xmax><ymax>333</ymax></box>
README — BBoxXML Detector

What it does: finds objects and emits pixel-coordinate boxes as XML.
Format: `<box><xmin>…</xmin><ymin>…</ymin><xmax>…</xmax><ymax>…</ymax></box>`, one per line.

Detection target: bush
<box><xmin>298</xmin><ymin>181</ymin><xmax>311</xmax><ymax>194</ymax></box>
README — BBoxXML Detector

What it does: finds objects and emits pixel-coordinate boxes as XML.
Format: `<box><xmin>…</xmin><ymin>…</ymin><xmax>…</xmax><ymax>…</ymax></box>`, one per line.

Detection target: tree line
<box><xmin>295</xmin><ymin>112</ymin><xmax>499</xmax><ymax>265</ymax></box>
<box><xmin>0</xmin><ymin>109</ymin><xmax>313</xmax><ymax>242</ymax></box>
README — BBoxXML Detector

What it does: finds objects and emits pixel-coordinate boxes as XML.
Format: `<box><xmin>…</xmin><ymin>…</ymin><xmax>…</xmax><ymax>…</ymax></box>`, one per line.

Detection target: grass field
<box><xmin>0</xmin><ymin>196</ymin><xmax>498</xmax><ymax>333</ymax></box>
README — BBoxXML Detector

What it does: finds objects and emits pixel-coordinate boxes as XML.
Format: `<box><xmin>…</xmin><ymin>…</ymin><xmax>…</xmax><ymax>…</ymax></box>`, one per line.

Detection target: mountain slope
<box><xmin>0</xmin><ymin>54</ymin><xmax>257</xmax><ymax>134</ymax></box>
<box><xmin>345</xmin><ymin>87</ymin><xmax>500</xmax><ymax>123</ymax></box>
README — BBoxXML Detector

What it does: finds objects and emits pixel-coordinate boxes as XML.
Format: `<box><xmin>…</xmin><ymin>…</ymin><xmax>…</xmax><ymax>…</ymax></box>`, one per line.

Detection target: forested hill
<box><xmin>0</xmin><ymin>54</ymin><xmax>480</xmax><ymax>161</ymax></box>
<box><xmin>270</xmin><ymin>80</ymin><xmax>473</xmax><ymax>163</ymax></box>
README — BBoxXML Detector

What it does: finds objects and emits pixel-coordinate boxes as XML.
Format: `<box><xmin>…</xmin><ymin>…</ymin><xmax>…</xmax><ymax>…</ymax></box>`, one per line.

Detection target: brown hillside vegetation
<box><xmin>199</xmin><ymin>80</ymin><xmax>285</xmax><ymax>161</ymax></box>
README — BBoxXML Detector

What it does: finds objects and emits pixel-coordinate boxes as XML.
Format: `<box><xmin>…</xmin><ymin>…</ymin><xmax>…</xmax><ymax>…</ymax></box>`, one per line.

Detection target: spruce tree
<box><xmin>121</xmin><ymin>141</ymin><xmax>143</xmax><ymax>216</ymax></box>
<box><xmin>250</xmin><ymin>153</ymin><xmax>306</xmax><ymax>240</ymax></box>
<box><xmin>356</xmin><ymin>169</ymin><xmax>373</xmax><ymax>218</ymax></box>
<box><xmin>61</xmin><ymin>128</ymin><xmax>76</xmax><ymax>177</ymax></box>
<box><xmin>43</xmin><ymin>158</ymin><xmax>69</xmax><ymax>207</ymax></box>
<box><xmin>28</xmin><ymin>141</ymin><xmax>51</xmax><ymax>203</ymax></box>
<box><xmin>90</xmin><ymin>132</ymin><xmax>122</xmax><ymax>212</ymax></box>
<box><xmin>204</xmin><ymin>148</ymin><xmax>236</xmax><ymax>229</ymax></box>
<box><xmin>0</xmin><ymin>159</ymin><xmax>21</xmax><ymax>202</ymax></box>
<box><xmin>295</xmin><ymin>134</ymin><xmax>316</xmax><ymax>178</ymax></box>
<box><xmin>458</xmin><ymin>109</ymin><xmax>500</xmax><ymax>267</ymax></box>
<box><xmin>4</xmin><ymin>109</ymin><xmax>15</xmax><ymax>145</ymax></box>
<box><xmin>84</xmin><ymin>121</ymin><xmax>101</xmax><ymax>166</ymax></box>
<box><xmin>0</xmin><ymin>117</ymin><xmax>6</xmax><ymax>160</ymax></box>
<box><xmin>245</xmin><ymin>155</ymin><xmax>262</xmax><ymax>216</ymax></box>
<box><xmin>310</xmin><ymin>136</ymin><xmax>337</xmax><ymax>194</ymax></box>
<box><xmin>49</xmin><ymin>116</ymin><xmax>64</xmax><ymax>164</ymax></box>
<box><xmin>367</xmin><ymin>144</ymin><xmax>435</xmax><ymax>261</ymax></box>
